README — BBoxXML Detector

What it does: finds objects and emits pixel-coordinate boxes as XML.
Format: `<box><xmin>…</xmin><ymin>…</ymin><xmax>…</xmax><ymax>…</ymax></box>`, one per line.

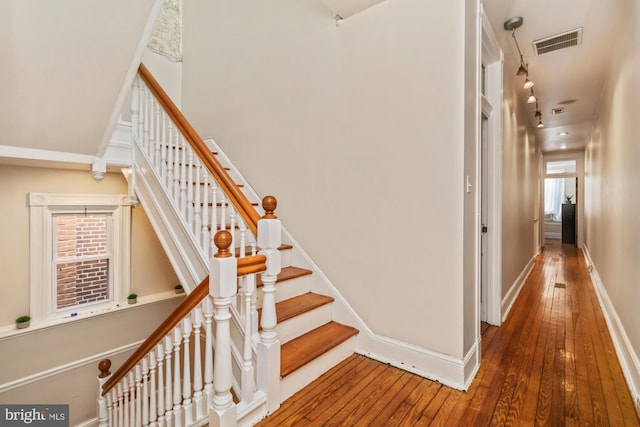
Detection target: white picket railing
<box><xmin>97</xmin><ymin>65</ymin><xmax>282</xmax><ymax>427</ymax></box>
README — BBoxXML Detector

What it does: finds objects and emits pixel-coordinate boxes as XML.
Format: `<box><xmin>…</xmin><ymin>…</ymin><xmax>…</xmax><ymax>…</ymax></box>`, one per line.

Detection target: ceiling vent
<box><xmin>552</xmin><ymin>107</ymin><xmax>565</xmax><ymax>115</ymax></box>
<box><xmin>532</xmin><ymin>28</ymin><xmax>583</xmax><ymax>55</ymax></box>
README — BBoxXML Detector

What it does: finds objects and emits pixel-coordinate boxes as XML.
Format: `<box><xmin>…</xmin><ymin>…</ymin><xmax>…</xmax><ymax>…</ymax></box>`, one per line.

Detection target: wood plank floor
<box><xmin>256</xmin><ymin>240</ymin><xmax>640</xmax><ymax>426</ymax></box>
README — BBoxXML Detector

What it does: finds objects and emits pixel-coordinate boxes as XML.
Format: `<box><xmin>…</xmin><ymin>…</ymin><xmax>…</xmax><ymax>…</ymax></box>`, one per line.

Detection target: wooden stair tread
<box><xmin>280</xmin><ymin>321</ymin><xmax>358</xmax><ymax>378</ymax></box>
<box><xmin>257</xmin><ymin>266</ymin><xmax>312</xmax><ymax>287</ymax></box>
<box><xmin>234</xmin><ymin>244</ymin><xmax>292</xmax><ymax>257</ymax></box>
<box><xmin>258</xmin><ymin>292</ymin><xmax>334</xmax><ymax>325</ymax></box>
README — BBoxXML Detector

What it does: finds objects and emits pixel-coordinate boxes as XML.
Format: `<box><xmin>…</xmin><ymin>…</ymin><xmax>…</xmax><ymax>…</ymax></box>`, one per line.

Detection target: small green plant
<box><xmin>16</xmin><ymin>315</ymin><xmax>31</xmax><ymax>324</ymax></box>
<box><xmin>127</xmin><ymin>293</ymin><xmax>138</xmax><ymax>300</ymax></box>
<box><xmin>566</xmin><ymin>194</ymin><xmax>574</xmax><ymax>203</ymax></box>
<box><xmin>174</xmin><ymin>284</ymin><xmax>183</xmax><ymax>290</ymax></box>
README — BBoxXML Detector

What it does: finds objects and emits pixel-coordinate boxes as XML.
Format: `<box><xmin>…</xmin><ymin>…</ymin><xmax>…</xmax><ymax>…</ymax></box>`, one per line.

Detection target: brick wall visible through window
<box><xmin>55</xmin><ymin>214</ymin><xmax>111</xmax><ymax>309</ymax></box>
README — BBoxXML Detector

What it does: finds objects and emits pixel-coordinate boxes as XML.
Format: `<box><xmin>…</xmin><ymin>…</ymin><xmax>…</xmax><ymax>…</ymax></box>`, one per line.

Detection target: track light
<box><xmin>535</xmin><ymin>103</ymin><xmax>542</xmax><ymax>118</ymax></box>
<box><xmin>527</xmin><ymin>88</ymin><xmax>536</xmax><ymax>104</ymax></box>
<box><xmin>524</xmin><ymin>74</ymin><xmax>534</xmax><ymax>89</ymax></box>
<box><xmin>537</xmin><ymin>119</ymin><xmax>544</xmax><ymax>128</ymax></box>
<box><xmin>517</xmin><ymin>61</ymin><xmax>528</xmax><ymax>76</ymax></box>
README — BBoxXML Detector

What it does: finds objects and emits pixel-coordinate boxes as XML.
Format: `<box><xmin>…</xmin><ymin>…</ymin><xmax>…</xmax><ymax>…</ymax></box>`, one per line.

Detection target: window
<box><xmin>29</xmin><ymin>193</ymin><xmax>133</xmax><ymax>323</ymax></box>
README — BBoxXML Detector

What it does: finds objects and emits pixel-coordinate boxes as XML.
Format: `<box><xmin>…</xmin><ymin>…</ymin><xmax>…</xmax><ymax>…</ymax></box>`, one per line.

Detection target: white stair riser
<box><xmin>276</xmin><ymin>304</ymin><xmax>333</xmax><ymax>345</ymax></box>
<box><xmin>255</xmin><ymin>275</ymin><xmax>312</xmax><ymax>307</ymax></box>
<box><xmin>279</xmin><ymin>336</ymin><xmax>357</xmax><ymax>403</ymax></box>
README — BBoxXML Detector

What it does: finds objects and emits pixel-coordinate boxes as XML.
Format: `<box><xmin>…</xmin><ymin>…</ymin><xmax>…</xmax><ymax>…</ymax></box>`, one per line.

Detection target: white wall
<box><xmin>500</xmin><ymin>67</ymin><xmax>540</xmax><ymax>303</ymax></box>
<box><xmin>584</xmin><ymin>0</ymin><xmax>640</xmax><ymax>408</ymax></box>
<box><xmin>0</xmin><ymin>165</ymin><xmax>181</xmax><ymax>425</ymax></box>
<box><xmin>182</xmin><ymin>0</ymin><xmax>476</xmax><ymax>359</ymax></box>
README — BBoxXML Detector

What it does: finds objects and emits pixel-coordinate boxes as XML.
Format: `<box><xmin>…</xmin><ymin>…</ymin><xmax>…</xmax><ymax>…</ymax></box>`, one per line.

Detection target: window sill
<box><xmin>0</xmin><ymin>291</ymin><xmax>183</xmax><ymax>341</ymax></box>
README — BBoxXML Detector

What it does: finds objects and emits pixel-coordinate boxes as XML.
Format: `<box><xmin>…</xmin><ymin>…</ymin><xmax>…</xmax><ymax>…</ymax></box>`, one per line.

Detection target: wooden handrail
<box><xmin>102</xmin><ymin>276</ymin><xmax>210</xmax><ymax>395</ymax></box>
<box><xmin>101</xmin><ymin>253</ymin><xmax>268</xmax><ymax>396</ymax></box>
<box><xmin>137</xmin><ymin>63</ymin><xmax>261</xmax><ymax>235</ymax></box>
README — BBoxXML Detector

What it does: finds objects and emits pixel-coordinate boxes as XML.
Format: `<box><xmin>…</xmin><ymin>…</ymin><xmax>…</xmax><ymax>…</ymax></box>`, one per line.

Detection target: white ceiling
<box><xmin>483</xmin><ymin>0</ymin><xmax>627</xmax><ymax>153</ymax></box>
<box><xmin>0</xmin><ymin>0</ymin><xmax>157</xmax><ymax>161</ymax></box>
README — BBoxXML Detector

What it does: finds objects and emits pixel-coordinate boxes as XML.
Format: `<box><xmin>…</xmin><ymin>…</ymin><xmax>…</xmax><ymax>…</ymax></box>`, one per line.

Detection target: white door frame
<box><xmin>480</xmin><ymin>6</ymin><xmax>503</xmax><ymax>326</ymax></box>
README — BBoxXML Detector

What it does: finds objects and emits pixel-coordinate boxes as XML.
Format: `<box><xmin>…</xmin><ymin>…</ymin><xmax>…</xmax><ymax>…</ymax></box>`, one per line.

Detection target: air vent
<box><xmin>552</xmin><ymin>108</ymin><xmax>565</xmax><ymax>115</ymax></box>
<box><xmin>532</xmin><ymin>28</ymin><xmax>583</xmax><ymax>55</ymax></box>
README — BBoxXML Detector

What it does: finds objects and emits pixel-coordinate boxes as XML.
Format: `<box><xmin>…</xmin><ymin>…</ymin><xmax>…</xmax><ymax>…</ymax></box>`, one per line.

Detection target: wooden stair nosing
<box><xmin>257</xmin><ymin>292</ymin><xmax>334</xmax><ymax>326</ymax></box>
<box><xmin>256</xmin><ymin>266</ymin><xmax>312</xmax><ymax>288</ymax></box>
<box><xmin>280</xmin><ymin>321</ymin><xmax>359</xmax><ymax>378</ymax></box>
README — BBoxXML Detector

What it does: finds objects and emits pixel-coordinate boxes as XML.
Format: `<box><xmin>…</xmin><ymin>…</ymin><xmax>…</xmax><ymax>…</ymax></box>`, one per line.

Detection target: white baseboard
<box><xmin>501</xmin><ymin>256</ymin><xmax>535</xmax><ymax>323</ymax></box>
<box><xmin>582</xmin><ymin>247</ymin><xmax>640</xmax><ymax>416</ymax></box>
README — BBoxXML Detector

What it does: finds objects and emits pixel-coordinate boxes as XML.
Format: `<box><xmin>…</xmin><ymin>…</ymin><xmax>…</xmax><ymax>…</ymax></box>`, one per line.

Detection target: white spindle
<box><xmin>107</xmin><ymin>391</ymin><xmax>115</xmax><ymax>427</ymax></box>
<box><xmin>220</xmin><ymin>195</ymin><xmax>227</xmax><ymax>231</ymax></box>
<box><xmin>201</xmin><ymin>175</ymin><xmax>210</xmax><ymax>258</ymax></box>
<box><xmin>241</xmin><ymin>274</ymin><xmax>256</xmax><ymax>403</ymax></box>
<box><xmin>164</xmin><ymin>335</ymin><xmax>173</xmax><ymax>426</ymax></box>
<box><xmin>202</xmin><ymin>297</ymin><xmax>214</xmax><ymax>409</ymax></box>
<box><xmin>230</xmin><ymin>209</ymin><xmax>236</xmax><ymax>255</ymax></box>
<box><xmin>128</xmin><ymin>371</ymin><xmax>136</xmax><ymax>427</ymax></box>
<box><xmin>191</xmin><ymin>308</ymin><xmax>204</xmax><ymax>421</ymax></box>
<box><xmin>186</xmin><ymin>148</ymin><xmax>195</xmax><ymax>233</ymax></box>
<box><xmin>239</xmin><ymin>217</ymin><xmax>247</xmax><ymax>257</ymax></box>
<box><xmin>143</xmin><ymin>89</ymin><xmax>150</xmax><ymax>153</ymax></box>
<box><xmin>156</xmin><ymin>344</ymin><xmax>166</xmax><ymax>427</ymax></box>
<box><xmin>160</xmin><ymin>113</ymin><xmax>168</xmax><ymax>183</ymax></box>
<box><xmin>172</xmin><ymin>326</ymin><xmax>182</xmax><ymax>426</ymax></box>
<box><xmin>135</xmin><ymin>366</ymin><xmax>142</xmax><ymax>427</ymax></box>
<box><xmin>182</xmin><ymin>317</ymin><xmax>193</xmax><ymax>426</ymax></box>
<box><xmin>148</xmin><ymin>354</ymin><xmax>157</xmax><ymax>427</ymax></box>
<box><xmin>122</xmin><ymin>378</ymin><xmax>129</xmax><ymax>427</ymax></box>
<box><xmin>166</xmin><ymin>125</ymin><xmax>174</xmax><ymax>190</ymax></box>
<box><xmin>211</xmin><ymin>186</ymin><xmax>218</xmax><ymax>255</ymax></box>
<box><xmin>154</xmin><ymin>103</ymin><xmax>161</xmax><ymax>170</ymax></box>
<box><xmin>194</xmin><ymin>160</ymin><xmax>202</xmax><ymax>242</ymax></box>
<box><xmin>179</xmin><ymin>138</ymin><xmax>188</xmax><ymax>217</ymax></box>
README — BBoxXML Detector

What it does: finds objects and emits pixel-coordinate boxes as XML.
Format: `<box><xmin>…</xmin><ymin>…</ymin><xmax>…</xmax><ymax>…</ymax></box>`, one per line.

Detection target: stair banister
<box><xmin>137</xmin><ymin>64</ymin><xmax>260</xmax><ymax>235</ymax></box>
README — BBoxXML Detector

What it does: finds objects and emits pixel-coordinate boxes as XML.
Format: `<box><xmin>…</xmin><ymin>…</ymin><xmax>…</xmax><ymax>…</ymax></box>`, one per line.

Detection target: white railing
<box><xmin>97</xmin><ymin>65</ymin><xmax>283</xmax><ymax>427</ymax></box>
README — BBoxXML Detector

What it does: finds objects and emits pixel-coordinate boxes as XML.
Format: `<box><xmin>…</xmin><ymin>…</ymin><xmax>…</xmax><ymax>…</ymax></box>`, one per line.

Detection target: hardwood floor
<box><xmin>256</xmin><ymin>241</ymin><xmax>640</xmax><ymax>426</ymax></box>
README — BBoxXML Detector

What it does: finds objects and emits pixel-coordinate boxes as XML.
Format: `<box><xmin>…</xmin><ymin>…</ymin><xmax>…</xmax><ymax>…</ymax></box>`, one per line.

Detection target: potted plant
<box><xmin>16</xmin><ymin>315</ymin><xmax>31</xmax><ymax>329</ymax></box>
<box><xmin>127</xmin><ymin>293</ymin><xmax>138</xmax><ymax>304</ymax></box>
<box><xmin>565</xmin><ymin>194</ymin><xmax>574</xmax><ymax>203</ymax></box>
<box><xmin>174</xmin><ymin>284</ymin><xmax>184</xmax><ymax>294</ymax></box>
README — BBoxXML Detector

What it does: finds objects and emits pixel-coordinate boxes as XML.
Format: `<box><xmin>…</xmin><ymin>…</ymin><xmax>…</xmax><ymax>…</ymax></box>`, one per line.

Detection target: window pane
<box><xmin>546</xmin><ymin>160</ymin><xmax>576</xmax><ymax>174</ymax></box>
<box><xmin>55</xmin><ymin>214</ymin><xmax>109</xmax><ymax>258</ymax></box>
<box><xmin>56</xmin><ymin>259</ymin><xmax>110</xmax><ymax>309</ymax></box>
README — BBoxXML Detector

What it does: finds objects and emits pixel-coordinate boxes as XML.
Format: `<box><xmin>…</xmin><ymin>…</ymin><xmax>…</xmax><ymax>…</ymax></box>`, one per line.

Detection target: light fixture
<box><xmin>527</xmin><ymin>88</ymin><xmax>537</xmax><ymax>104</ymax></box>
<box><xmin>558</xmin><ymin>131</ymin><xmax>569</xmax><ymax>136</ymax></box>
<box><xmin>504</xmin><ymin>17</ymin><xmax>529</xmax><ymax>77</ymax></box>
<box><xmin>537</xmin><ymin>119</ymin><xmax>544</xmax><ymax>128</ymax></box>
<box><xmin>523</xmin><ymin>73</ymin><xmax>534</xmax><ymax>89</ymax></box>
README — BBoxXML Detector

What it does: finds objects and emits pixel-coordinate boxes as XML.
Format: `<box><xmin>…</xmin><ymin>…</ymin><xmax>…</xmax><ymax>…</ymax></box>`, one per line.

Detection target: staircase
<box><xmin>98</xmin><ymin>64</ymin><xmax>359</xmax><ymax>426</ymax></box>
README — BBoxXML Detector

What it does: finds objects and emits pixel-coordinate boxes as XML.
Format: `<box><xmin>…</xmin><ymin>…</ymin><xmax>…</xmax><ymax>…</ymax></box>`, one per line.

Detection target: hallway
<box><xmin>257</xmin><ymin>241</ymin><xmax>640</xmax><ymax>426</ymax></box>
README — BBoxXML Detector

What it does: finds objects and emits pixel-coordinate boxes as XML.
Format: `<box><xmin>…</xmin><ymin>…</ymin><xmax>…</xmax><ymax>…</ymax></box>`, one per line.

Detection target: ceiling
<box><xmin>483</xmin><ymin>0</ymin><xmax>626</xmax><ymax>153</ymax></box>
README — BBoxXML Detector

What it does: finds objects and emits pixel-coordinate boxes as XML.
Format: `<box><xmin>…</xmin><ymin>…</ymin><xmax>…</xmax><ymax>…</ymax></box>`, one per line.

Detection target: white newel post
<box><xmin>257</xmin><ymin>196</ymin><xmax>282</xmax><ymax>414</ymax></box>
<box><xmin>209</xmin><ymin>230</ymin><xmax>238</xmax><ymax>427</ymax></box>
<box><xmin>97</xmin><ymin>360</ymin><xmax>111</xmax><ymax>427</ymax></box>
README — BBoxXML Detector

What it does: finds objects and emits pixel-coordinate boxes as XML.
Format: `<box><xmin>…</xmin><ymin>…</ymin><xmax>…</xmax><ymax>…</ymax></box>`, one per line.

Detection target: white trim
<box><xmin>582</xmin><ymin>247</ymin><xmax>640</xmax><ymax>416</ymax></box>
<box><xmin>28</xmin><ymin>193</ymin><xmax>134</xmax><ymax>324</ymax></box>
<box><xmin>481</xmin><ymin>6</ymin><xmax>504</xmax><ymax>326</ymax></box>
<box><xmin>0</xmin><ymin>145</ymin><xmax>95</xmax><ymax>166</ymax></box>
<box><xmin>0</xmin><ymin>340</ymin><xmax>142</xmax><ymax>394</ymax></box>
<box><xmin>501</xmin><ymin>255</ymin><xmax>535</xmax><ymax>322</ymax></box>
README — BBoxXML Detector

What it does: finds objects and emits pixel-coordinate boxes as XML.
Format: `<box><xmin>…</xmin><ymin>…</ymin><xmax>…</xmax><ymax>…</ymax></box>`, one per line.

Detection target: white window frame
<box><xmin>28</xmin><ymin>193</ymin><xmax>133</xmax><ymax>323</ymax></box>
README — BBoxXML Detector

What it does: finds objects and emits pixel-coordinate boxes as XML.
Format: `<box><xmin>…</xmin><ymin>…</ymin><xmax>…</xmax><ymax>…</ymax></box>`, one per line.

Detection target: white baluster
<box><xmin>209</xmin><ymin>230</ymin><xmax>238</xmax><ymax>425</ymax></box>
<box><xmin>135</xmin><ymin>366</ymin><xmax>143</xmax><ymax>427</ymax></box>
<box><xmin>166</xmin><ymin>125</ymin><xmax>175</xmax><ymax>191</ymax></box>
<box><xmin>122</xmin><ymin>378</ymin><xmax>129</xmax><ymax>427</ymax></box>
<box><xmin>179</xmin><ymin>138</ymin><xmax>188</xmax><ymax>217</ymax></box>
<box><xmin>186</xmin><ymin>148</ymin><xmax>195</xmax><ymax>233</ymax></box>
<box><xmin>116</xmin><ymin>387</ymin><xmax>123</xmax><ymax>427</ymax></box>
<box><xmin>230</xmin><ymin>209</ymin><xmax>236</xmax><ymax>256</ymax></box>
<box><xmin>172</xmin><ymin>326</ymin><xmax>183</xmax><ymax>426</ymax></box>
<box><xmin>154</xmin><ymin>103</ymin><xmax>161</xmax><ymax>170</ymax></box>
<box><xmin>241</xmin><ymin>274</ymin><xmax>256</xmax><ymax>403</ymax></box>
<box><xmin>148</xmin><ymin>353</ymin><xmax>157</xmax><ymax>427</ymax></box>
<box><xmin>143</xmin><ymin>88</ymin><xmax>150</xmax><ymax>153</ymax></box>
<box><xmin>131</xmin><ymin>79</ymin><xmax>140</xmax><ymax>144</ymax></box>
<box><xmin>210</xmin><ymin>186</ymin><xmax>218</xmax><ymax>255</ymax></box>
<box><xmin>201</xmin><ymin>175</ymin><xmax>210</xmax><ymax>259</ymax></box>
<box><xmin>257</xmin><ymin>196</ymin><xmax>282</xmax><ymax>413</ymax></box>
<box><xmin>182</xmin><ymin>317</ymin><xmax>193</xmax><ymax>425</ymax></box>
<box><xmin>220</xmin><ymin>195</ymin><xmax>227</xmax><ymax>231</ymax></box>
<box><xmin>164</xmin><ymin>336</ymin><xmax>173</xmax><ymax>426</ymax></box>
<box><xmin>202</xmin><ymin>297</ymin><xmax>214</xmax><ymax>410</ymax></box>
<box><xmin>147</xmin><ymin>95</ymin><xmax>155</xmax><ymax>159</ymax></box>
<box><xmin>107</xmin><ymin>390</ymin><xmax>115</xmax><ymax>427</ymax></box>
<box><xmin>191</xmin><ymin>308</ymin><xmax>205</xmax><ymax>421</ymax></box>
<box><xmin>156</xmin><ymin>344</ymin><xmax>166</xmax><ymax>427</ymax></box>
<box><xmin>239</xmin><ymin>219</ymin><xmax>247</xmax><ymax>258</ymax></box>
<box><xmin>194</xmin><ymin>160</ymin><xmax>202</xmax><ymax>243</ymax></box>
<box><xmin>129</xmin><ymin>371</ymin><xmax>136</xmax><ymax>427</ymax></box>
<box><xmin>160</xmin><ymin>113</ymin><xmax>168</xmax><ymax>184</ymax></box>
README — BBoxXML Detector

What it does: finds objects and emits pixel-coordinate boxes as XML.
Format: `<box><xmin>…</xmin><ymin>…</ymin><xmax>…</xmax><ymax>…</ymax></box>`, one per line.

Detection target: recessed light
<box><xmin>560</xmin><ymin>145</ymin><xmax>567</xmax><ymax>149</ymax></box>
<box><xmin>558</xmin><ymin>132</ymin><xmax>569</xmax><ymax>136</ymax></box>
